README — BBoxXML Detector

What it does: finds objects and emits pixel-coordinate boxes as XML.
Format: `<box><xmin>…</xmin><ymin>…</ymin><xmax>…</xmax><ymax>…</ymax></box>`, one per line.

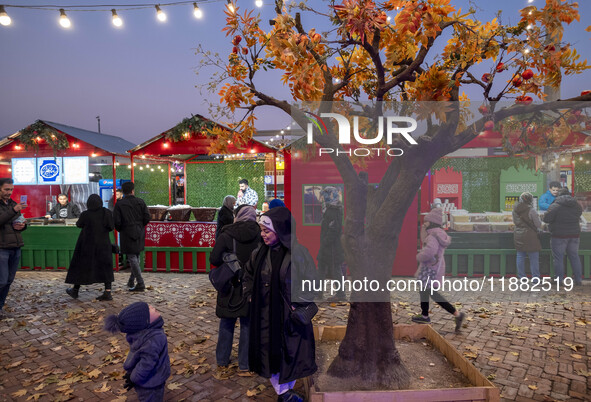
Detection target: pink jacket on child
<box><xmin>416</xmin><ymin>227</ymin><xmax>452</xmax><ymax>284</ymax></box>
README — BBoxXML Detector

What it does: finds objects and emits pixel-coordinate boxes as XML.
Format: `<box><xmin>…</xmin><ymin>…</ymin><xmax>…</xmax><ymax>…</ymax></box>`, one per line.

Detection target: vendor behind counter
<box><xmin>45</xmin><ymin>194</ymin><xmax>81</xmax><ymax>219</ymax></box>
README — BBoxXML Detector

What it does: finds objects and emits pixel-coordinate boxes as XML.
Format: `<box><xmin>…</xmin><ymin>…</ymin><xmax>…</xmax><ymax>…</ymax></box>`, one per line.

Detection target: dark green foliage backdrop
<box><xmin>432</xmin><ymin>157</ymin><xmax>535</xmax><ymax>212</ymax></box>
<box><xmin>186</xmin><ymin>160</ymin><xmax>265</xmax><ymax>207</ymax></box>
<box><xmin>575</xmin><ymin>166</ymin><xmax>591</xmax><ymax>192</ymax></box>
<box><xmin>101</xmin><ymin>165</ymin><xmax>169</xmax><ymax>206</ymax></box>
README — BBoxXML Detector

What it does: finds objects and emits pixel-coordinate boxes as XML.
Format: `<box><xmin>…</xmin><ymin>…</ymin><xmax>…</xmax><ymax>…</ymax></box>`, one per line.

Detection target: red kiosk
<box><xmin>126</xmin><ymin>115</ymin><xmax>278</xmax><ymax>272</ymax></box>
<box><xmin>0</xmin><ymin>120</ymin><xmax>135</xmax><ymax>270</ymax></box>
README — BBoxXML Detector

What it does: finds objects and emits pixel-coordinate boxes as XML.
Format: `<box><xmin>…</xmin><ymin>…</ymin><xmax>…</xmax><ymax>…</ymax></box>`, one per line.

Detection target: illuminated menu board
<box><xmin>12</xmin><ymin>156</ymin><xmax>89</xmax><ymax>185</ymax></box>
<box><xmin>11</xmin><ymin>158</ymin><xmax>37</xmax><ymax>185</ymax></box>
<box><xmin>63</xmin><ymin>156</ymin><xmax>89</xmax><ymax>184</ymax></box>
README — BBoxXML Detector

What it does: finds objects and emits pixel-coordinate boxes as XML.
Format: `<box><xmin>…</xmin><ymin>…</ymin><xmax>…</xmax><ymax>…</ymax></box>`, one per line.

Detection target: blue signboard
<box><xmin>37</xmin><ymin>157</ymin><xmax>63</xmax><ymax>184</ymax></box>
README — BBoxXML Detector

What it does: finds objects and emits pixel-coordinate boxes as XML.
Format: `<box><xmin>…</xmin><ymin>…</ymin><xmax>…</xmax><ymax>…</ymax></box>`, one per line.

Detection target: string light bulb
<box><xmin>111</xmin><ymin>9</ymin><xmax>122</xmax><ymax>27</ymax></box>
<box><xmin>0</xmin><ymin>5</ymin><xmax>11</xmax><ymax>26</ymax></box>
<box><xmin>193</xmin><ymin>3</ymin><xmax>203</xmax><ymax>18</ymax></box>
<box><xmin>255</xmin><ymin>0</ymin><xmax>263</xmax><ymax>7</ymax></box>
<box><xmin>59</xmin><ymin>9</ymin><xmax>71</xmax><ymax>29</ymax></box>
<box><xmin>227</xmin><ymin>0</ymin><xmax>235</xmax><ymax>13</ymax></box>
<box><xmin>155</xmin><ymin>5</ymin><xmax>166</xmax><ymax>22</ymax></box>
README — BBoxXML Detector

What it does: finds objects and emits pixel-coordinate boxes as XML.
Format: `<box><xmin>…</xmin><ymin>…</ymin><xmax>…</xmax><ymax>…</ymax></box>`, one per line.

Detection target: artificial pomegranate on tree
<box><xmin>197</xmin><ymin>0</ymin><xmax>590</xmax><ymax>389</ymax></box>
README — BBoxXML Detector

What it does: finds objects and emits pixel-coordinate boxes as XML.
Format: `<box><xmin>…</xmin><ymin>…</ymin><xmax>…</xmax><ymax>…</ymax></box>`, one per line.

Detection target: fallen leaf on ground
<box><xmin>26</xmin><ymin>393</ymin><xmax>47</xmax><ymax>401</ymax></box>
<box><xmin>87</xmin><ymin>369</ymin><xmax>101</xmax><ymax>379</ymax></box>
<box><xmin>488</xmin><ymin>357</ymin><xmax>501</xmax><ymax>362</ymax></box>
<box><xmin>570</xmin><ymin>354</ymin><xmax>582</xmax><ymax>359</ymax></box>
<box><xmin>167</xmin><ymin>382</ymin><xmax>182</xmax><ymax>390</ymax></box>
<box><xmin>11</xmin><ymin>390</ymin><xmax>27</xmax><ymax>398</ymax></box>
<box><xmin>538</xmin><ymin>333</ymin><xmax>555</xmax><ymax>340</ymax></box>
<box><xmin>94</xmin><ymin>382</ymin><xmax>111</xmax><ymax>393</ymax></box>
<box><xmin>463</xmin><ymin>351</ymin><xmax>478</xmax><ymax>359</ymax></box>
<box><xmin>528</xmin><ymin>385</ymin><xmax>538</xmax><ymax>390</ymax></box>
<box><xmin>511</xmin><ymin>352</ymin><xmax>519</xmax><ymax>356</ymax></box>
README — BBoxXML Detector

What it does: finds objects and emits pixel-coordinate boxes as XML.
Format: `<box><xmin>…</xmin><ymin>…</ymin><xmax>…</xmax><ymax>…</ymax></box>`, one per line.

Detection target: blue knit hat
<box><xmin>269</xmin><ymin>199</ymin><xmax>285</xmax><ymax>209</ymax></box>
<box><xmin>104</xmin><ymin>302</ymin><xmax>150</xmax><ymax>334</ymax></box>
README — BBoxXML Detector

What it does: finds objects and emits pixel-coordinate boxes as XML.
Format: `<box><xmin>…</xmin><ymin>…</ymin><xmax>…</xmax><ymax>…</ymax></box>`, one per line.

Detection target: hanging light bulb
<box><xmin>155</xmin><ymin>5</ymin><xmax>166</xmax><ymax>22</ymax></box>
<box><xmin>227</xmin><ymin>0</ymin><xmax>235</xmax><ymax>13</ymax></box>
<box><xmin>111</xmin><ymin>9</ymin><xmax>123</xmax><ymax>27</ymax></box>
<box><xmin>59</xmin><ymin>9</ymin><xmax>71</xmax><ymax>29</ymax></box>
<box><xmin>0</xmin><ymin>5</ymin><xmax>12</xmax><ymax>26</ymax></box>
<box><xmin>193</xmin><ymin>3</ymin><xmax>203</xmax><ymax>18</ymax></box>
<box><xmin>255</xmin><ymin>0</ymin><xmax>263</xmax><ymax>7</ymax></box>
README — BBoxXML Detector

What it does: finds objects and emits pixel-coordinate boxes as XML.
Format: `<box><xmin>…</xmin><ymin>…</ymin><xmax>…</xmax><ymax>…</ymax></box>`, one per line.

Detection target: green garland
<box><xmin>19</xmin><ymin>120</ymin><xmax>69</xmax><ymax>151</ymax></box>
<box><xmin>164</xmin><ymin>115</ymin><xmax>217</xmax><ymax>142</ymax></box>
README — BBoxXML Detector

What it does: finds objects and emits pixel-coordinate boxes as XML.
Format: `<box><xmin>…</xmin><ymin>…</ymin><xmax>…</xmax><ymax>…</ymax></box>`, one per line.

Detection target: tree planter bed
<box><xmin>307</xmin><ymin>325</ymin><xmax>499</xmax><ymax>402</ymax></box>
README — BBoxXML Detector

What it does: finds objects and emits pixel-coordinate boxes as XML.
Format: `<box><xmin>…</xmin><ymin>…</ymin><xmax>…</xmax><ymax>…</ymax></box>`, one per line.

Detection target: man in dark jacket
<box><xmin>114</xmin><ymin>182</ymin><xmax>151</xmax><ymax>292</ymax></box>
<box><xmin>45</xmin><ymin>193</ymin><xmax>81</xmax><ymax>219</ymax></box>
<box><xmin>0</xmin><ymin>178</ymin><xmax>27</xmax><ymax>317</ymax></box>
<box><xmin>543</xmin><ymin>188</ymin><xmax>583</xmax><ymax>285</ymax></box>
<box><xmin>210</xmin><ymin>205</ymin><xmax>261</xmax><ymax>374</ymax></box>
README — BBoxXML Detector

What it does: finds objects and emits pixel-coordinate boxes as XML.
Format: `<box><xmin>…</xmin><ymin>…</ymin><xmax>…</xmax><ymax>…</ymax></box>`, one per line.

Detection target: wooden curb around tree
<box><xmin>306</xmin><ymin>325</ymin><xmax>500</xmax><ymax>402</ymax></box>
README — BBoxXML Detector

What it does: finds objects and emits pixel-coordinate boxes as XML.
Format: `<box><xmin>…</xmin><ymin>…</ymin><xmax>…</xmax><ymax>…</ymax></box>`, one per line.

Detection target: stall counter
<box><xmin>19</xmin><ymin>222</ymin><xmax>216</xmax><ymax>272</ymax></box>
<box><xmin>445</xmin><ymin>232</ymin><xmax>591</xmax><ymax>278</ymax></box>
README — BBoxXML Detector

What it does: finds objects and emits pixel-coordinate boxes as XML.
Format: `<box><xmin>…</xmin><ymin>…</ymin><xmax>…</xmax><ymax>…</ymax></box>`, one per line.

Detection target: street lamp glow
<box><xmin>255</xmin><ymin>0</ymin><xmax>263</xmax><ymax>7</ymax></box>
<box><xmin>111</xmin><ymin>9</ymin><xmax>122</xmax><ymax>27</ymax></box>
<box><xmin>193</xmin><ymin>3</ymin><xmax>203</xmax><ymax>19</ymax></box>
<box><xmin>0</xmin><ymin>6</ymin><xmax>11</xmax><ymax>26</ymax></box>
<box><xmin>155</xmin><ymin>5</ymin><xmax>166</xmax><ymax>22</ymax></box>
<box><xmin>59</xmin><ymin>9</ymin><xmax>71</xmax><ymax>29</ymax></box>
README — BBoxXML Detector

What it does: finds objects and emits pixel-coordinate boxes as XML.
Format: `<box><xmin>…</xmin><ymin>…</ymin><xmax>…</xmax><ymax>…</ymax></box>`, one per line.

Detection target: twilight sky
<box><xmin>0</xmin><ymin>0</ymin><xmax>589</xmax><ymax>146</ymax></box>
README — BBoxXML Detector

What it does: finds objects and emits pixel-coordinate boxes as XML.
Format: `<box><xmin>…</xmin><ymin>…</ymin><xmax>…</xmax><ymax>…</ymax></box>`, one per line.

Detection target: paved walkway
<box><xmin>0</xmin><ymin>272</ymin><xmax>589</xmax><ymax>401</ymax></box>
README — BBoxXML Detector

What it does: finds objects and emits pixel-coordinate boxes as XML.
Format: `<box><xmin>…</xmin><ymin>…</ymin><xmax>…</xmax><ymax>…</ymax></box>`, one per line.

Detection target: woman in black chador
<box><xmin>65</xmin><ymin>194</ymin><xmax>115</xmax><ymax>301</ymax></box>
<box><xmin>243</xmin><ymin>207</ymin><xmax>317</xmax><ymax>402</ymax></box>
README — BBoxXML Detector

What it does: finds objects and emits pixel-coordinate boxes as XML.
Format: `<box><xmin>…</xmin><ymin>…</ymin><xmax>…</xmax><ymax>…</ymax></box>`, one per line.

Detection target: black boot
<box><xmin>66</xmin><ymin>287</ymin><xmax>79</xmax><ymax>299</ymax></box>
<box><xmin>129</xmin><ymin>284</ymin><xmax>146</xmax><ymax>292</ymax></box>
<box><xmin>278</xmin><ymin>390</ymin><xmax>304</xmax><ymax>402</ymax></box>
<box><xmin>96</xmin><ymin>291</ymin><xmax>113</xmax><ymax>301</ymax></box>
<box><xmin>126</xmin><ymin>279</ymin><xmax>135</xmax><ymax>289</ymax></box>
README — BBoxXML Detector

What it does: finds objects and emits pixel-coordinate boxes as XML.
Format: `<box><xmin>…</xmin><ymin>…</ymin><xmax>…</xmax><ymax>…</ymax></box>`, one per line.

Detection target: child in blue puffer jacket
<box><xmin>105</xmin><ymin>302</ymin><xmax>170</xmax><ymax>402</ymax></box>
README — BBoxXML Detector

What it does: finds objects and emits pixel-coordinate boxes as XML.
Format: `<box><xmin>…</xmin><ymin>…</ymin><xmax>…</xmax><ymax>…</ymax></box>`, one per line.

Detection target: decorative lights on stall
<box><xmin>0</xmin><ymin>0</ymin><xmax>264</xmax><ymax>29</ymax></box>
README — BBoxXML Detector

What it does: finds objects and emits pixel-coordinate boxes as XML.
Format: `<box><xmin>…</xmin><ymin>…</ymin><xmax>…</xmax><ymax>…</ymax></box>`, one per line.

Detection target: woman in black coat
<box><xmin>209</xmin><ymin>205</ymin><xmax>261</xmax><ymax>373</ymax></box>
<box><xmin>65</xmin><ymin>194</ymin><xmax>115</xmax><ymax>301</ymax></box>
<box><xmin>243</xmin><ymin>207</ymin><xmax>317</xmax><ymax>402</ymax></box>
<box><xmin>216</xmin><ymin>195</ymin><xmax>236</xmax><ymax>239</ymax></box>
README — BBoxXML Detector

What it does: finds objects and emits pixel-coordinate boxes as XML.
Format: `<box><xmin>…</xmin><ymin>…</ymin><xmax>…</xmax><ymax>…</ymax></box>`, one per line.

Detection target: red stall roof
<box><xmin>0</xmin><ymin>120</ymin><xmax>135</xmax><ymax>156</ymax></box>
<box><xmin>128</xmin><ymin>114</ymin><xmax>276</xmax><ymax>158</ymax></box>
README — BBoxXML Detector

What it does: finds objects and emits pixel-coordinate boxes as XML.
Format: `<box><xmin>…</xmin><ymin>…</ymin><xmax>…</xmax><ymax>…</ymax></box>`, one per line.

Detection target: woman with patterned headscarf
<box><xmin>317</xmin><ymin>186</ymin><xmax>345</xmax><ymax>300</ymax></box>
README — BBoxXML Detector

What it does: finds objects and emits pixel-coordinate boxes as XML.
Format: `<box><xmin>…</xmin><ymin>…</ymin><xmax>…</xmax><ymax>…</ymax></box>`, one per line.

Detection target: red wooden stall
<box><xmin>127</xmin><ymin>115</ymin><xmax>278</xmax><ymax>272</ymax></box>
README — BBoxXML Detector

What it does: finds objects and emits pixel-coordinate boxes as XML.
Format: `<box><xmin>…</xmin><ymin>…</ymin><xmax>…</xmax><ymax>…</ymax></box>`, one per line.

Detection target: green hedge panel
<box><xmin>101</xmin><ymin>165</ymin><xmax>169</xmax><ymax>206</ymax></box>
<box><xmin>432</xmin><ymin>157</ymin><xmax>534</xmax><ymax>212</ymax></box>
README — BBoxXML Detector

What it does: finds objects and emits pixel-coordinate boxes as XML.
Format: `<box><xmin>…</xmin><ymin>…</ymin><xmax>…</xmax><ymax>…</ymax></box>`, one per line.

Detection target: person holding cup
<box><xmin>0</xmin><ymin>178</ymin><xmax>27</xmax><ymax>318</ymax></box>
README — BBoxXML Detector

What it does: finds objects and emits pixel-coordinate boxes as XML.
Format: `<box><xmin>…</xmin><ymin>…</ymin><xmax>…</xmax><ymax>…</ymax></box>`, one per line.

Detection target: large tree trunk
<box><xmin>326</xmin><ymin>302</ymin><xmax>410</xmax><ymax>389</ymax></box>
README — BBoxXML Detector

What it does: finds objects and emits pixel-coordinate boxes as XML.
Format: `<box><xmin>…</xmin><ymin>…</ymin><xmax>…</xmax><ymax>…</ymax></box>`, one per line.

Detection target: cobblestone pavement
<box><xmin>0</xmin><ymin>272</ymin><xmax>589</xmax><ymax>402</ymax></box>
